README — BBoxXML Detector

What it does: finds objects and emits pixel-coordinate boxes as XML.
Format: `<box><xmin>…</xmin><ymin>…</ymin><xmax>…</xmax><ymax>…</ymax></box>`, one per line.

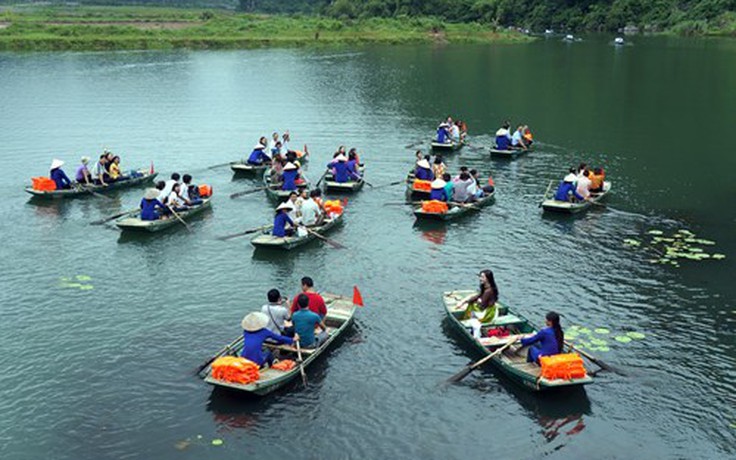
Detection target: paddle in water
<box><xmin>168</xmin><ymin>206</ymin><xmax>193</xmax><ymax>232</ymax></box>
<box><xmin>304</xmin><ymin>227</ymin><xmax>346</xmax><ymax>249</ymax></box>
<box><xmin>90</xmin><ymin>207</ymin><xmax>139</xmax><ymax>225</ymax></box>
<box><xmin>295</xmin><ymin>338</ymin><xmax>308</xmax><ymax>387</ymax></box>
<box><xmin>315</xmin><ymin>170</ymin><xmax>329</xmax><ymax>188</ymax></box>
<box><xmin>538</xmin><ymin>180</ymin><xmax>555</xmax><ymax>208</ymax></box>
<box><xmin>78</xmin><ymin>184</ymin><xmax>114</xmax><ymax>200</ymax></box>
<box><xmin>565</xmin><ymin>340</ymin><xmax>627</xmax><ymax>377</ymax></box>
<box><xmin>446</xmin><ymin>337</ymin><xmax>519</xmax><ymax>383</ymax></box>
<box><xmin>373</xmin><ymin>179</ymin><xmax>408</xmax><ymax>189</ymax></box>
<box><xmin>217</xmin><ymin>225</ymin><xmax>273</xmax><ymax>241</ymax></box>
<box><xmin>230</xmin><ymin>186</ymin><xmax>271</xmax><ymax>199</ymax></box>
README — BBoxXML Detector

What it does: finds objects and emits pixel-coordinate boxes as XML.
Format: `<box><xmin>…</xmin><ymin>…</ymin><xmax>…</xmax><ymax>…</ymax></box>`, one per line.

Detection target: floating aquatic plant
<box><xmin>615</xmin><ymin>336</ymin><xmax>632</xmax><ymax>343</ymax></box>
<box><xmin>211</xmin><ymin>439</ymin><xmax>223</xmax><ymax>446</ymax></box>
<box><xmin>623</xmin><ymin>229</ymin><xmax>725</xmax><ymax>266</ymax></box>
<box><xmin>594</xmin><ymin>328</ymin><xmax>610</xmax><ymax>334</ymax></box>
<box><xmin>58</xmin><ymin>275</ymin><xmax>94</xmax><ymax>291</ymax></box>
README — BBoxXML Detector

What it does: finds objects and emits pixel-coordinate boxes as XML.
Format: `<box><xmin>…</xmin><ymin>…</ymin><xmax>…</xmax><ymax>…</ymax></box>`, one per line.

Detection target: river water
<box><xmin>0</xmin><ymin>35</ymin><xmax>734</xmax><ymax>459</ymax></box>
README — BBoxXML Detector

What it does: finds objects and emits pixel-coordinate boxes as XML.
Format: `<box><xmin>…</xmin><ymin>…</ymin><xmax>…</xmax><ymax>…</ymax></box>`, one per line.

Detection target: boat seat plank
<box><xmin>459</xmin><ymin>314</ymin><xmax>524</xmax><ymax>328</ymax></box>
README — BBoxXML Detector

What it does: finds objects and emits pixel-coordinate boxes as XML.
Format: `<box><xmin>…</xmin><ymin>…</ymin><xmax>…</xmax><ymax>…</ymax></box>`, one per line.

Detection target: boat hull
<box><xmin>413</xmin><ymin>192</ymin><xmax>495</xmax><ymax>221</ymax></box>
<box><xmin>263</xmin><ymin>168</ymin><xmax>310</xmax><ymax>202</ymax></box>
<box><xmin>115</xmin><ymin>199</ymin><xmax>212</xmax><ymax>232</ymax></box>
<box><xmin>251</xmin><ymin>214</ymin><xmax>343</xmax><ymax>250</ymax></box>
<box><xmin>230</xmin><ymin>162</ymin><xmax>268</xmax><ymax>175</ymax></box>
<box><xmin>431</xmin><ymin>141</ymin><xmax>463</xmax><ymax>151</ymax></box>
<box><xmin>490</xmin><ymin>147</ymin><xmax>531</xmax><ymax>158</ymax></box>
<box><xmin>542</xmin><ymin>181</ymin><xmax>611</xmax><ymax>214</ymax></box>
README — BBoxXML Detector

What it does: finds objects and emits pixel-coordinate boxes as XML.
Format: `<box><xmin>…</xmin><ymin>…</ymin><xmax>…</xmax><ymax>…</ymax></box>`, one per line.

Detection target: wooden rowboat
<box><xmin>262</xmin><ymin>168</ymin><xmax>310</xmax><ymax>202</ymax></box>
<box><xmin>490</xmin><ymin>146</ymin><xmax>532</xmax><ymax>158</ymax></box>
<box><xmin>202</xmin><ymin>292</ymin><xmax>357</xmax><ymax>396</ymax></box>
<box><xmin>541</xmin><ymin>181</ymin><xmax>611</xmax><ymax>214</ymax></box>
<box><xmin>230</xmin><ymin>161</ymin><xmax>269</xmax><ymax>175</ymax></box>
<box><xmin>115</xmin><ymin>198</ymin><xmax>212</xmax><ymax>232</ymax></box>
<box><xmin>251</xmin><ymin>214</ymin><xmax>343</xmax><ymax>250</ymax></box>
<box><xmin>404</xmin><ymin>170</ymin><xmax>430</xmax><ymax>200</ymax></box>
<box><xmin>413</xmin><ymin>191</ymin><xmax>495</xmax><ymax>221</ymax></box>
<box><xmin>25</xmin><ymin>170</ymin><xmax>157</xmax><ymax>199</ymax></box>
<box><xmin>431</xmin><ymin>140</ymin><xmax>464</xmax><ymax>152</ymax></box>
<box><xmin>323</xmin><ymin>171</ymin><xmax>365</xmax><ymax>193</ymax></box>
<box><xmin>443</xmin><ymin>290</ymin><xmax>594</xmax><ymax>392</ymax></box>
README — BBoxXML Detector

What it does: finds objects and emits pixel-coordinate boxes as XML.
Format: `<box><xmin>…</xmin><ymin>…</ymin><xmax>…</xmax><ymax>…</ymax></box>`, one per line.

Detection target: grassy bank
<box><xmin>0</xmin><ymin>6</ymin><xmax>531</xmax><ymax>51</ymax></box>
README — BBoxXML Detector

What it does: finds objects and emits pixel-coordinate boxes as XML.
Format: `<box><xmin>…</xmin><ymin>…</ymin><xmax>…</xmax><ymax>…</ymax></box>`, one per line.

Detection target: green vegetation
<box><xmin>0</xmin><ymin>6</ymin><xmax>530</xmax><ymax>51</ymax></box>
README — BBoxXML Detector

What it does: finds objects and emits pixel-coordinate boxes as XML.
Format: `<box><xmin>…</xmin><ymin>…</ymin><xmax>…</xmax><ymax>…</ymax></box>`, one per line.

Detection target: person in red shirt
<box><xmin>290</xmin><ymin>276</ymin><xmax>327</xmax><ymax>318</ymax></box>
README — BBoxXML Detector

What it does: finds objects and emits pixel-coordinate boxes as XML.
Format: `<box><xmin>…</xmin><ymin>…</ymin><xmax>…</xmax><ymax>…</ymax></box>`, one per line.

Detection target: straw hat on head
<box><xmin>431</xmin><ymin>179</ymin><xmax>447</xmax><ymax>189</ymax></box>
<box><xmin>50</xmin><ymin>159</ymin><xmax>64</xmax><ymax>170</ymax></box>
<box><xmin>276</xmin><ymin>201</ymin><xmax>294</xmax><ymax>212</ymax></box>
<box><xmin>283</xmin><ymin>162</ymin><xmax>297</xmax><ymax>171</ymax></box>
<box><xmin>80</xmin><ymin>156</ymin><xmax>90</xmax><ymax>164</ymax></box>
<box><xmin>254</xmin><ymin>144</ymin><xmax>265</xmax><ymax>150</ymax></box>
<box><xmin>417</xmin><ymin>159</ymin><xmax>431</xmax><ymax>169</ymax></box>
<box><xmin>241</xmin><ymin>312</ymin><xmax>269</xmax><ymax>332</ymax></box>
<box><xmin>439</xmin><ymin>122</ymin><xmax>449</xmax><ymax>128</ymax></box>
<box><xmin>335</xmin><ymin>154</ymin><xmax>348</xmax><ymax>162</ymax></box>
<box><xmin>563</xmin><ymin>173</ymin><xmax>577</xmax><ymax>182</ymax></box>
<box><xmin>144</xmin><ymin>188</ymin><xmax>159</xmax><ymax>200</ymax></box>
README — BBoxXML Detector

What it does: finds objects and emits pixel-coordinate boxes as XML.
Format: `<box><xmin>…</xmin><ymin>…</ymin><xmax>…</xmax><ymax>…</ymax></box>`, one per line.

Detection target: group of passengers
<box><xmin>414</xmin><ymin>152</ymin><xmax>494</xmax><ymax>204</ymax></box>
<box><xmin>48</xmin><ymin>150</ymin><xmax>127</xmax><ymax>190</ymax></box>
<box><xmin>553</xmin><ymin>163</ymin><xmax>606</xmax><ymax>202</ymax></box>
<box><xmin>272</xmin><ymin>189</ymin><xmax>330</xmax><ymax>237</ymax></box>
<box><xmin>239</xmin><ymin>277</ymin><xmax>331</xmax><ymax>368</ymax></box>
<box><xmin>435</xmin><ymin>116</ymin><xmax>467</xmax><ymax>144</ymax></box>
<box><xmin>139</xmin><ymin>172</ymin><xmax>206</xmax><ymax>221</ymax></box>
<box><xmin>494</xmin><ymin>122</ymin><xmax>533</xmax><ymax>151</ymax></box>
<box><xmin>326</xmin><ymin>146</ymin><xmax>363</xmax><ymax>184</ymax></box>
<box><xmin>247</xmin><ymin>132</ymin><xmax>308</xmax><ymax>167</ymax></box>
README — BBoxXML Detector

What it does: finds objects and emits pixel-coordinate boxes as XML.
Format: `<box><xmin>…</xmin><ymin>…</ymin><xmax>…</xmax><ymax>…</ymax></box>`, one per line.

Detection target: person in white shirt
<box><xmin>268</xmin><ymin>132</ymin><xmax>279</xmax><ymax>155</ymax></box>
<box><xmin>287</xmin><ymin>192</ymin><xmax>300</xmax><ymax>223</ymax></box>
<box><xmin>261</xmin><ymin>288</ymin><xmax>293</xmax><ymax>335</ymax></box>
<box><xmin>167</xmin><ymin>183</ymin><xmax>188</xmax><ymax>209</ymax></box>
<box><xmin>281</xmin><ymin>132</ymin><xmax>290</xmax><ymax>153</ymax></box>
<box><xmin>161</xmin><ymin>172</ymin><xmax>180</xmax><ymax>199</ymax></box>
<box><xmin>511</xmin><ymin>125</ymin><xmax>528</xmax><ymax>150</ymax></box>
<box><xmin>300</xmin><ymin>190</ymin><xmax>322</xmax><ymax>226</ymax></box>
<box><xmin>576</xmin><ymin>169</ymin><xmax>592</xmax><ymax>199</ymax></box>
<box><xmin>449</xmin><ymin>123</ymin><xmax>460</xmax><ymax>142</ymax></box>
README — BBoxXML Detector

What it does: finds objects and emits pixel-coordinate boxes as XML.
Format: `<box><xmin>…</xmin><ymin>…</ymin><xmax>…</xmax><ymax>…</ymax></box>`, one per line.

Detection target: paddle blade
<box><xmin>352</xmin><ymin>286</ymin><xmax>364</xmax><ymax>307</ymax></box>
<box><xmin>446</xmin><ymin>365</ymin><xmax>473</xmax><ymax>383</ymax></box>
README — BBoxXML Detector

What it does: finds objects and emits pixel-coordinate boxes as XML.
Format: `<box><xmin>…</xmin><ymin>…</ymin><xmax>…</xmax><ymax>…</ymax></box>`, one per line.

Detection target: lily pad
<box><xmin>596</xmin><ymin>346</ymin><xmax>610</xmax><ymax>352</ymax></box>
<box><xmin>60</xmin><ymin>277</ymin><xmax>70</xmax><ymax>282</ymax></box>
<box><xmin>590</xmin><ymin>338</ymin><xmax>608</xmax><ymax>346</ymax></box>
<box><xmin>79</xmin><ymin>285</ymin><xmax>94</xmax><ymax>291</ymax></box>
<box><xmin>688</xmin><ymin>247</ymin><xmax>703</xmax><ymax>253</ymax></box>
<box><xmin>695</xmin><ymin>239</ymin><xmax>715</xmax><ymax>245</ymax></box>
<box><xmin>211</xmin><ymin>439</ymin><xmax>223</xmax><ymax>446</ymax></box>
<box><xmin>578</xmin><ymin>327</ymin><xmax>592</xmax><ymax>335</ymax></box>
<box><xmin>594</xmin><ymin>328</ymin><xmax>610</xmax><ymax>334</ymax></box>
<box><xmin>623</xmin><ymin>239</ymin><xmax>641</xmax><ymax>246</ymax></box>
<box><xmin>647</xmin><ymin>230</ymin><xmax>664</xmax><ymax>235</ymax></box>
<box><xmin>60</xmin><ymin>282</ymin><xmax>83</xmax><ymax>289</ymax></box>
<box><xmin>712</xmin><ymin>254</ymin><xmax>726</xmax><ymax>260</ymax></box>
<box><xmin>677</xmin><ymin>229</ymin><xmax>694</xmax><ymax>236</ymax></box>
<box><xmin>75</xmin><ymin>275</ymin><xmax>92</xmax><ymax>281</ymax></box>
<box><xmin>615</xmin><ymin>336</ymin><xmax>632</xmax><ymax>343</ymax></box>
<box><xmin>626</xmin><ymin>332</ymin><xmax>646</xmax><ymax>340</ymax></box>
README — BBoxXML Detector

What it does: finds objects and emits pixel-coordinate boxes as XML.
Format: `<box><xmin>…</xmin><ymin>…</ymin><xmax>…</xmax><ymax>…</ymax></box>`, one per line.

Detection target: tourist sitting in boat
<box><xmin>522</xmin><ymin>126</ymin><xmax>533</xmax><ymax>146</ymax></box>
<box><xmin>167</xmin><ymin>183</ymin><xmax>190</xmax><ymax>211</ymax></box>
<box><xmin>49</xmin><ymin>159</ymin><xmax>72</xmax><ymax>190</ymax></box>
<box><xmin>576</xmin><ymin>163</ymin><xmax>587</xmax><ymax>180</ymax></box>
<box><xmin>415</xmin><ymin>159</ymin><xmax>434</xmax><ymax>181</ymax></box>
<box><xmin>415</xmin><ymin>150</ymin><xmax>423</xmax><ymax>164</ymax></box>
<box><xmin>348</xmin><ymin>149</ymin><xmax>362</xmax><ymax>171</ymax></box>
<box><xmin>429</xmin><ymin>179</ymin><xmax>448</xmax><ymax>202</ymax></box>
<box><xmin>155</xmin><ymin>180</ymin><xmax>168</xmax><ymax>204</ymax></box>
<box><xmin>75</xmin><ymin>156</ymin><xmax>92</xmax><ymax>185</ymax></box>
<box><xmin>449</xmin><ymin>122</ymin><xmax>461</xmax><ymax>142</ymax></box>
<box><xmin>108</xmin><ymin>156</ymin><xmax>121</xmax><ymax>182</ymax></box>
<box><xmin>576</xmin><ymin>169</ymin><xmax>592</xmax><ymax>199</ymax></box>
<box><xmin>442</xmin><ymin>173</ymin><xmax>454</xmax><ymax>203</ymax></box>
<box><xmin>247</xmin><ymin>144</ymin><xmax>271</xmax><ymax>166</ymax></box>
<box><xmin>330</xmin><ymin>154</ymin><xmax>361</xmax><ymax>183</ymax></box>
<box><xmin>273</xmin><ymin>202</ymin><xmax>296</xmax><ymax>237</ymax></box>
<box><xmin>511</xmin><ymin>125</ymin><xmax>529</xmax><ymax>150</ymax></box>
<box><xmin>333</xmin><ymin>145</ymin><xmax>347</xmax><ymax>159</ymax></box>
<box><xmin>436</xmin><ymin>123</ymin><xmax>450</xmax><ymax>144</ymax></box>
<box><xmin>432</xmin><ymin>156</ymin><xmax>446</xmax><ymax>178</ymax></box>
<box><xmin>181</xmin><ymin>174</ymin><xmax>203</xmax><ymax>206</ymax></box>
<box><xmin>589</xmin><ymin>168</ymin><xmax>605</xmax><ymax>193</ymax></box>
<box><xmin>457</xmin><ymin>120</ymin><xmax>468</xmax><ymax>141</ymax></box>
<box><xmin>300</xmin><ymin>190</ymin><xmax>323</xmax><ymax>226</ymax></box>
<box><xmin>261</xmin><ymin>289</ymin><xmax>294</xmax><ymax>336</ymax></box>
<box><xmin>468</xmin><ymin>169</ymin><xmax>487</xmax><ymax>199</ymax></box>
<box><xmin>281</xmin><ymin>162</ymin><xmax>300</xmax><ymax>191</ymax></box>
<box><xmin>268</xmin><ymin>132</ymin><xmax>279</xmax><ymax>153</ymax></box>
<box><xmin>455</xmin><ymin>269</ymin><xmax>501</xmax><ymax>339</ymax></box>
<box><xmin>271</xmin><ymin>141</ymin><xmax>283</xmax><ymax>158</ymax></box>
<box><xmin>495</xmin><ymin>122</ymin><xmax>513</xmax><ymax>150</ymax></box>
<box><xmin>519</xmin><ymin>311</ymin><xmax>564</xmax><ymax>364</ymax></box>
<box><xmin>452</xmin><ymin>172</ymin><xmax>474</xmax><ymax>203</ymax></box>
<box><xmin>287</xmin><ymin>192</ymin><xmax>301</xmax><ymax>223</ymax></box>
<box><xmin>91</xmin><ymin>154</ymin><xmax>110</xmax><ymax>186</ymax></box>
<box><xmin>311</xmin><ymin>188</ymin><xmax>326</xmax><ymax>214</ymax></box>
<box><xmin>241</xmin><ymin>311</ymin><xmax>297</xmax><ymax>368</ymax></box>
<box><xmin>282</xmin><ymin>132</ymin><xmax>290</xmax><ymax>152</ymax></box>
<box><xmin>554</xmin><ymin>172</ymin><xmax>585</xmax><ymax>202</ymax></box>
<box><xmin>289</xmin><ymin>276</ymin><xmax>328</xmax><ymax>317</ymax></box>
<box><xmin>292</xmin><ymin>294</ymin><xmax>328</xmax><ymax>349</ymax></box>
<box><xmin>139</xmin><ymin>188</ymin><xmax>166</xmax><ymax>221</ymax></box>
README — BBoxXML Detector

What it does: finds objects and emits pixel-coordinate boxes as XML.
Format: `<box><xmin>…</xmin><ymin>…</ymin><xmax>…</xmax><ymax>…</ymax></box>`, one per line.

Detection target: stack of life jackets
<box><xmin>539</xmin><ymin>353</ymin><xmax>587</xmax><ymax>380</ymax></box>
<box><xmin>32</xmin><ymin>177</ymin><xmax>57</xmax><ymax>191</ymax></box>
<box><xmin>210</xmin><ymin>356</ymin><xmax>260</xmax><ymax>384</ymax></box>
<box><xmin>270</xmin><ymin>359</ymin><xmax>296</xmax><ymax>371</ymax></box>
<box><xmin>421</xmin><ymin>200</ymin><xmax>449</xmax><ymax>214</ymax></box>
<box><xmin>198</xmin><ymin>184</ymin><xmax>213</xmax><ymax>198</ymax></box>
<box><xmin>413</xmin><ymin>179</ymin><xmax>432</xmax><ymax>192</ymax></box>
<box><xmin>324</xmin><ymin>199</ymin><xmax>344</xmax><ymax>216</ymax></box>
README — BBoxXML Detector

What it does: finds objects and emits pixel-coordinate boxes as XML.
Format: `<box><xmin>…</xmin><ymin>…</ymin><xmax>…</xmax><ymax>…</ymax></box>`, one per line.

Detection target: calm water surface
<box><xmin>0</xmin><ymin>36</ymin><xmax>734</xmax><ymax>459</ymax></box>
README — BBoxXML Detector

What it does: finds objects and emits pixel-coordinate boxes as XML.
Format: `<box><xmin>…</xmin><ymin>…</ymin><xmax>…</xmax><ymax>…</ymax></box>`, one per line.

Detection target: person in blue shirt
<box><xmin>429</xmin><ymin>178</ymin><xmax>448</xmax><ymax>201</ymax></box>
<box><xmin>554</xmin><ymin>172</ymin><xmax>585</xmax><ymax>202</ymax></box>
<box><xmin>240</xmin><ymin>311</ymin><xmax>297</xmax><ymax>368</ymax></box>
<box><xmin>140</xmin><ymin>188</ymin><xmax>166</xmax><ymax>221</ymax></box>
<box><xmin>494</xmin><ymin>122</ymin><xmax>513</xmax><ymax>150</ymax></box>
<box><xmin>436</xmin><ymin>123</ymin><xmax>450</xmax><ymax>143</ymax></box>
<box><xmin>520</xmin><ymin>311</ymin><xmax>564</xmax><ymax>364</ymax></box>
<box><xmin>329</xmin><ymin>154</ymin><xmax>362</xmax><ymax>183</ymax></box>
<box><xmin>247</xmin><ymin>144</ymin><xmax>270</xmax><ymax>165</ymax></box>
<box><xmin>291</xmin><ymin>293</ymin><xmax>328</xmax><ymax>349</ymax></box>
<box><xmin>49</xmin><ymin>159</ymin><xmax>71</xmax><ymax>190</ymax></box>
<box><xmin>272</xmin><ymin>202</ymin><xmax>295</xmax><ymax>237</ymax></box>
<box><xmin>347</xmin><ymin>150</ymin><xmax>362</xmax><ymax>178</ymax></box>
<box><xmin>414</xmin><ymin>159</ymin><xmax>434</xmax><ymax>181</ymax></box>
<box><xmin>281</xmin><ymin>162</ymin><xmax>299</xmax><ymax>191</ymax></box>
<box><xmin>442</xmin><ymin>173</ymin><xmax>454</xmax><ymax>203</ymax></box>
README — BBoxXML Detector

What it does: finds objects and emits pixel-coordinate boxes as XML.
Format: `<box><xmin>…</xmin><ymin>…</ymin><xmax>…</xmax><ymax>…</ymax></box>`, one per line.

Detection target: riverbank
<box><xmin>0</xmin><ymin>6</ymin><xmax>531</xmax><ymax>51</ymax></box>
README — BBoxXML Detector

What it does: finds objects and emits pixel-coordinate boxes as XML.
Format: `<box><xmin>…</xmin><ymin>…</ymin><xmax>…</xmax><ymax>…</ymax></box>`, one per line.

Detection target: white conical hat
<box><xmin>80</xmin><ymin>156</ymin><xmax>90</xmax><ymax>164</ymax></box>
<box><xmin>564</xmin><ymin>173</ymin><xmax>577</xmax><ymax>182</ymax></box>
<box><xmin>254</xmin><ymin>144</ymin><xmax>265</xmax><ymax>150</ymax></box>
<box><xmin>241</xmin><ymin>312</ymin><xmax>269</xmax><ymax>332</ymax></box>
<box><xmin>431</xmin><ymin>179</ymin><xmax>447</xmax><ymax>189</ymax></box>
<box><xmin>335</xmin><ymin>154</ymin><xmax>348</xmax><ymax>162</ymax></box>
<box><xmin>417</xmin><ymin>159</ymin><xmax>431</xmax><ymax>169</ymax></box>
<box><xmin>144</xmin><ymin>188</ymin><xmax>159</xmax><ymax>200</ymax></box>
<box><xmin>283</xmin><ymin>162</ymin><xmax>297</xmax><ymax>171</ymax></box>
<box><xmin>276</xmin><ymin>202</ymin><xmax>294</xmax><ymax>211</ymax></box>
<box><xmin>50</xmin><ymin>159</ymin><xmax>64</xmax><ymax>170</ymax></box>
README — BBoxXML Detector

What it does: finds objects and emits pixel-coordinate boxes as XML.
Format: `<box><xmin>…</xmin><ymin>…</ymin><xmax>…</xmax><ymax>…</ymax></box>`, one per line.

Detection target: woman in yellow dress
<box><xmin>455</xmin><ymin>269</ymin><xmax>500</xmax><ymax>338</ymax></box>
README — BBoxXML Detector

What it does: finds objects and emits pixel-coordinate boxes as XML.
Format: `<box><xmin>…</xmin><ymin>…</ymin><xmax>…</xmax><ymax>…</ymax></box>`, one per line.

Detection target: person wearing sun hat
<box><xmin>247</xmin><ymin>143</ymin><xmax>271</xmax><ymax>166</ymax></box>
<box><xmin>281</xmin><ymin>162</ymin><xmax>300</xmax><ymax>191</ymax></box>
<box><xmin>329</xmin><ymin>154</ymin><xmax>358</xmax><ymax>183</ymax></box>
<box><xmin>429</xmin><ymin>178</ymin><xmax>448</xmax><ymax>202</ymax></box>
<box><xmin>139</xmin><ymin>188</ymin><xmax>166</xmax><ymax>221</ymax></box>
<box><xmin>414</xmin><ymin>158</ymin><xmax>434</xmax><ymax>181</ymax></box>
<box><xmin>75</xmin><ymin>156</ymin><xmax>92</xmax><ymax>185</ymax></box>
<box><xmin>240</xmin><ymin>311</ymin><xmax>297</xmax><ymax>368</ymax></box>
<box><xmin>49</xmin><ymin>159</ymin><xmax>72</xmax><ymax>190</ymax></box>
<box><xmin>553</xmin><ymin>168</ymin><xmax>585</xmax><ymax>202</ymax></box>
<box><xmin>272</xmin><ymin>201</ymin><xmax>296</xmax><ymax>237</ymax></box>
<box><xmin>436</xmin><ymin>122</ymin><xmax>450</xmax><ymax>144</ymax></box>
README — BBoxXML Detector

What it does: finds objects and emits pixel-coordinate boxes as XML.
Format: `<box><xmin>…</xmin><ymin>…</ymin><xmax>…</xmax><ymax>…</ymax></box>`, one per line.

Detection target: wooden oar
<box><xmin>78</xmin><ymin>184</ymin><xmax>114</xmax><ymax>200</ymax></box>
<box><xmin>168</xmin><ymin>206</ymin><xmax>192</xmax><ymax>232</ymax></box>
<box><xmin>217</xmin><ymin>225</ymin><xmax>273</xmax><ymax>241</ymax></box>
<box><xmin>295</xmin><ymin>339</ymin><xmax>308</xmax><ymax>387</ymax></box>
<box><xmin>565</xmin><ymin>340</ymin><xmax>627</xmax><ymax>377</ymax></box>
<box><xmin>90</xmin><ymin>207</ymin><xmax>139</xmax><ymax>225</ymax></box>
<box><xmin>383</xmin><ymin>201</ymin><xmax>423</xmax><ymax>206</ymax></box>
<box><xmin>447</xmin><ymin>337</ymin><xmax>519</xmax><ymax>383</ymax></box>
<box><xmin>194</xmin><ymin>335</ymin><xmax>244</xmax><ymax>375</ymax></box>
<box><xmin>207</xmin><ymin>161</ymin><xmax>232</xmax><ymax>170</ymax></box>
<box><xmin>538</xmin><ymin>180</ymin><xmax>555</xmax><ymax>207</ymax></box>
<box><xmin>304</xmin><ymin>227</ymin><xmax>345</xmax><ymax>249</ymax></box>
<box><xmin>373</xmin><ymin>179</ymin><xmax>408</xmax><ymax>189</ymax></box>
<box><xmin>230</xmin><ymin>186</ymin><xmax>275</xmax><ymax>199</ymax></box>
<box><xmin>315</xmin><ymin>170</ymin><xmax>329</xmax><ymax>188</ymax></box>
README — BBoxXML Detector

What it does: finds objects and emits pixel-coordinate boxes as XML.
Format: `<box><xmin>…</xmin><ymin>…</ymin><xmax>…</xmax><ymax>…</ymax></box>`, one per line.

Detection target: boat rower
<box><xmin>241</xmin><ymin>312</ymin><xmax>296</xmax><ymax>369</ymax></box>
<box><xmin>518</xmin><ymin>312</ymin><xmax>564</xmax><ymax>364</ymax></box>
<box><xmin>415</xmin><ymin>159</ymin><xmax>434</xmax><ymax>181</ymax></box>
<box><xmin>273</xmin><ymin>202</ymin><xmax>296</xmax><ymax>237</ymax></box>
<box><xmin>49</xmin><ymin>158</ymin><xmax>72</xmax><ymax>190</ymax></box>
<box><xmin>247</xmin><ymin>144</ymin><xmax>270</xmax><ymax>166</ymax></box>
<box><xmin>140</xmin><ymin>188</ymin><xmax>166</xmax><ymax>221</ymax></box>
<box><xmin>281</xmin><ymin>162</ymin><xmax>300</xmax><ymax>191</ymax></box>
<box><xmin>554</xmin><ymin>172</ymin><xmax>585</xmax><ymax>202</ymax></box>
<box><xmin>429</xmin><ymin>178</ymin><xmax>448</xmax><ymax>202</ymax></box>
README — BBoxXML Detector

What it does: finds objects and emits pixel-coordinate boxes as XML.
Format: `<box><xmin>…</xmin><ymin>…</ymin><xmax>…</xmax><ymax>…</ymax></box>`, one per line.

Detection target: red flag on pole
<box><xmin>150</xmin><ymin>161</ymin><xmax>154</xmax><ymax>175</ymax></box>
<box><xmin>352</xmin><ymin>286</ymin><xmax>364</xmax><ymax>307</ymax></box>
